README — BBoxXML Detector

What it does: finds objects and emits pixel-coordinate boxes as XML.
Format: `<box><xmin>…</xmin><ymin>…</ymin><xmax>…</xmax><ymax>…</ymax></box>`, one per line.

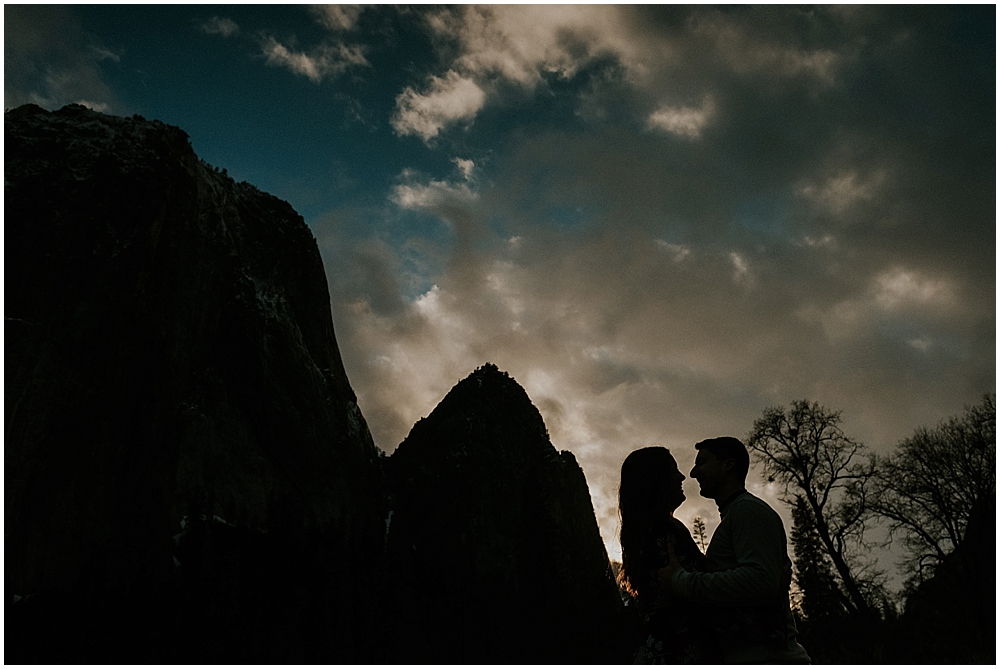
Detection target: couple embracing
<box><xmin>618</xmin><ymin>437</ymin><xmax>811</xmax><ymax>664</ymax></box>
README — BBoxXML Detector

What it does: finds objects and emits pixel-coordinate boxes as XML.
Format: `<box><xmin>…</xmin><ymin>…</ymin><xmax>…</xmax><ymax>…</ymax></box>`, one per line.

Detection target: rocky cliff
<box><xmin>381</xmin><ymin>363</ymin><xmax>633</xmax><ymax>663</ymax></box>
<box><xmin>5</xmin><ymin>105</ymin><xmax>631</xmax><ymax>663</ymax></box>
<box><xmin>5</xmin><ymin>104</ymin><xmax>386</xmax><ymax>662</ymax></box>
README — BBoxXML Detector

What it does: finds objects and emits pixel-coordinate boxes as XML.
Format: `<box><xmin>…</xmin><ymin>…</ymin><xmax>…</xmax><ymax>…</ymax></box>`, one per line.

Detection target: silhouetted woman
<box><xmin>618</xmin><ymin>447</ymin><xmax>717</xmax><ymax>664</ymax></box>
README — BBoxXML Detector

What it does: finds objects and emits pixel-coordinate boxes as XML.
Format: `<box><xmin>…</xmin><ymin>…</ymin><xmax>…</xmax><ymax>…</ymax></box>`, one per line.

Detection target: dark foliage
<box><xmin>790</xmin><ymin>496</ymin><xmax>889</xmax><ymax>664</ymax></box>
<box><xmin>790</xmin><ymin>496</ymin><xmax>849</xmax><ymax>623</ymax></box>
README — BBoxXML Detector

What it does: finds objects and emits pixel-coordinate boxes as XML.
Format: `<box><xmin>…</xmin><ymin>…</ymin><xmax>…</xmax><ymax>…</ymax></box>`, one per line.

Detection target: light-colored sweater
<box><xmin>672</xmin><ymin>491</ymin><xmax>811</xmax><ymax>664</ymax></box>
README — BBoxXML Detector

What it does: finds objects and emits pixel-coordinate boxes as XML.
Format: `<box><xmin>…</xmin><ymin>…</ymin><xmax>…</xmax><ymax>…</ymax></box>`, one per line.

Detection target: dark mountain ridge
<box><xmin>5</xmin><ymin>104</ymin><xmax>632</xmax><ymax>663</ymax></box>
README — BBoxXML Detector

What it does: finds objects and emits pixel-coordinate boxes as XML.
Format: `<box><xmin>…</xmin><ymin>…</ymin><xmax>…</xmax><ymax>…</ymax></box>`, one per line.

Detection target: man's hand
<box><xmin>656</xmin><ymin>543</ymin><xmax>682</xmax><ymax>593</ymax></box>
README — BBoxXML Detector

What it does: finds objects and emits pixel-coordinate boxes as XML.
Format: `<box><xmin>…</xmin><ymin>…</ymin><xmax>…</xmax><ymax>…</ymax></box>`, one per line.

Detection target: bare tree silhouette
<box><xmin>871</xmin><ymin>394</ymin><xmax>995</xmax><ymax>590</ymax></box>
<box><xmin>747</xmin><ymin>401</ymin><xmax>881</xmax><ymax>619</ymax></box>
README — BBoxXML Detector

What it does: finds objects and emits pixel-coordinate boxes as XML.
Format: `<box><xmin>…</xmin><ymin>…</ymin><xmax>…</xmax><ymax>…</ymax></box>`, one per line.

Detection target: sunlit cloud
<box><xmin>390</xmin><ymin>70</ymin><xmax>486</xmax><ymax>142</ymax></box>
<box><xmin>393</xmin><ymin>6</ymin><xmax>662</xmax><ymax>138</ymax></box>
<box><xmin>647</xmin><ymin>96</ymin><xmax>715</xmax><ymax>139</ymax></box>
<box><xmin>389</xmin><ymin>6</ymin><xmax>856</xmax><ymax>140</ymax></box>
<box><xmin>873</xmin><ymin>267</ymin><xmax>955</xmax><ymax>311</ymax></box>
<box><xmin>261</xmin><ymin>36</ymin><xmax>368</xmax><ymax>84</ymax></box>
<box><xmin>428</xmin><ymin>5</ymin><xmax>645</xmax><ymax>86</ymax></box>
<box><xmin>311</xmin><ymin>5</ymin><xmax>365</xmax><ymax>32</ymax></box>
<box><xmin>391</xmin><ymin>70</ymin><xmax>487</xmax><ymax>142</ymax></box>
<box><xmin>453</xmin><ymin>157</ymin><xmax>476</xmax><ymax>181</ymax></box>
<box><xmin>390</xmin><ymin>168</ymin><xmax>479</xmax><ymax>213</ymax></box>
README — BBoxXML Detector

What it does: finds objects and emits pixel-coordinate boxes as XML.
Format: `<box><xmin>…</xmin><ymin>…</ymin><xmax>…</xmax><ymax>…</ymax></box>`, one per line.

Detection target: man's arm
<box><xmin>662</xmin><ymin>500</ymin><xmax>788</xmax><ymax>606</ymax></box>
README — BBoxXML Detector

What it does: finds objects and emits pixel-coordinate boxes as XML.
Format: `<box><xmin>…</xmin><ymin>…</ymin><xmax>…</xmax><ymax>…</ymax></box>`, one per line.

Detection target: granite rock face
<box><xmin>381</xmin><ymin>363</ymin><xmax>633</xmax><ymax>663</ymax></box>
<box><xmin>5</xmin><ymin>104</ymin><xmax>386</xmax><ymax>662</ymax></box>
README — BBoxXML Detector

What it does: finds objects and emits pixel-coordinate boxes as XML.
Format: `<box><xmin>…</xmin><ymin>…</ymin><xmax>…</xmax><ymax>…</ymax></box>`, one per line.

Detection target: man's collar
<box><xmin>716</xmin><ymin>488</ymin><xmax>747</xmax><ymax>514</ymax></box>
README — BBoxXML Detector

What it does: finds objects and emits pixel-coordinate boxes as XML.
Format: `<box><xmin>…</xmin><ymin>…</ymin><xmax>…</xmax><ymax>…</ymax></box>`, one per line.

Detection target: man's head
<box><xmin>690</xmin><ymin>436</ymin><xmax>750</xmax><ymax>501</ymax></box>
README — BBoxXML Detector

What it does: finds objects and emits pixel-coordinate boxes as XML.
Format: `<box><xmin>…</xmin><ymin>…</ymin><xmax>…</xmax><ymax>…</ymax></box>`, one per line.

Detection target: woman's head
<box><xmin>619</xmin><ymin>446</ymin><xmax>685</xmax><ymax>520</ymax></box>
<box><xmin>617</xmin><ymin>446</ymin><xmax>685</xmax><ymax>598</ymax></box>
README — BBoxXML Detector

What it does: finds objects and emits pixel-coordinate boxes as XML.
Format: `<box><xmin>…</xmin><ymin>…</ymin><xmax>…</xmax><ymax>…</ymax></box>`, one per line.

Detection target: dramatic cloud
<box><xmin>326</xmin><ymin>195</ymin><xmax>833</xmax><ymax>551</ymax></box>
<box><xmin>389</xmin><ymin>5</ymin><xmax>653</xmax><ymax>139</ymax></box>
<box><xmin>319</xmin><ymin>5</ymin><xmax>993</xmax><ymax>560</ymax></box>
<box><xmin>389</xmin><ymin>6</ymin><xmax>867</xmax><ymax>141</ymax></box>
<box><xmin>425</xmin><ymin>5</ymin><xmax>646</xmax><ymax>86</ymax></box>
<box><xmin>19</xmin><ymin>5</ymin><xmax>987</xmax><ymax>580</ymax></box>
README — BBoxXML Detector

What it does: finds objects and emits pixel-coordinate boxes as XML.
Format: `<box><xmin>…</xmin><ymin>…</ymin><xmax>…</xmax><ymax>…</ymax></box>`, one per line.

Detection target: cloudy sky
<box><xmin>6</xmin><ymin>5</ymin><xmax>994</xmax><ymax>576</ymax></box>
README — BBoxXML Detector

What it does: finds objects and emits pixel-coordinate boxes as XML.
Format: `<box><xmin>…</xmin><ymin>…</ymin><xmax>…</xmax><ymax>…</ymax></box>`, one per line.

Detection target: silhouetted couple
<box><xmin>619</xmin><ymin>437</ymin><xmax>811</xmax><ymax>664</ymax></box>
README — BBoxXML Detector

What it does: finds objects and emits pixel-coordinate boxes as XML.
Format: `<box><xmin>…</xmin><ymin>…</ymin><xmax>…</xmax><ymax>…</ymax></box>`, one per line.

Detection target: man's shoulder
<box><xmin>727</xmin><ymin>491</ymin><xmax>782</xmax><ymax>523</ymax></box>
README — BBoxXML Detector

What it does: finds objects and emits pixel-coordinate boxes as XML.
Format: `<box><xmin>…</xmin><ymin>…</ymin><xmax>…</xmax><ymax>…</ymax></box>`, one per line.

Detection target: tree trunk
<box><xmin>807</xmin><ymin>493</ymin><xmax>875</xmax><ymax>618</ymax></box>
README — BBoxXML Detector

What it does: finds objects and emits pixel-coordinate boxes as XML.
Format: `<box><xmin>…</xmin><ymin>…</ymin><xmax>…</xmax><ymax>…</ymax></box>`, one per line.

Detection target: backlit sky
<box><xmin>6</xmin><ymin>5</ymin><xmax>995</xmax><ymax>574</ymax></box>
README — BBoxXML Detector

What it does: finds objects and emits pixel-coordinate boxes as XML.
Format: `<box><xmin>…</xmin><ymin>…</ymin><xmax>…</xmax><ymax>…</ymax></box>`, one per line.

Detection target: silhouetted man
<box><xmin>659</xmin><ymin>436</ymin><xmax>810</xmax><ymax>664</ymax></box>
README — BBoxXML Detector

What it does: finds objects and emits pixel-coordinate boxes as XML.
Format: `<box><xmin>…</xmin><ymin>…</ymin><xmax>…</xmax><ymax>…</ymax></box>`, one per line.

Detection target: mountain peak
<box><xmin>382</xmin><ymin>361</ymin><xmax>626</xmax><ymax>663</ymax></box>
<box><xmin>393</xmin><ymin>363</ymin><xmax>549</xmax><ymax>465</ymax></box>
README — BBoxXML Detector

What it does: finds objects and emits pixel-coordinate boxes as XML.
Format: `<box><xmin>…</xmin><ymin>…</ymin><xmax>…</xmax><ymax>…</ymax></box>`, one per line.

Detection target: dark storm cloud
<box><xmin>4</xmin><ymin>5</ymin><xmax>120</xmax><ymax>112</ymax></box>
<box><xmin>311</xmin><ymin>6</ymin><xmax>993</xmax><ymax>564</ymax></box>
<box><xmin>13</xmin><ymin>3</ymin><xmax>984</xmax><ymax>570</ymax></box>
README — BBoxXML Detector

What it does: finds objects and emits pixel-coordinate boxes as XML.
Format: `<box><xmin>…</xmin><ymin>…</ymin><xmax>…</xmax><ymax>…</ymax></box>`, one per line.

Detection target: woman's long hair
<box><xmin>618</xmin><ymin>446</ymin><xmax>680</xmax><ymax>599</ymax></box>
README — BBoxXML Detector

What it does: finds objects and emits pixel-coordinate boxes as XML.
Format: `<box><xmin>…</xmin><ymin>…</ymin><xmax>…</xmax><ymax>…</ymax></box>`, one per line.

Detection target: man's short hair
<box><xmin>695</xmin><ymin>436</ymin><xmax>750</xmax><ymax>478</ymax></box>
